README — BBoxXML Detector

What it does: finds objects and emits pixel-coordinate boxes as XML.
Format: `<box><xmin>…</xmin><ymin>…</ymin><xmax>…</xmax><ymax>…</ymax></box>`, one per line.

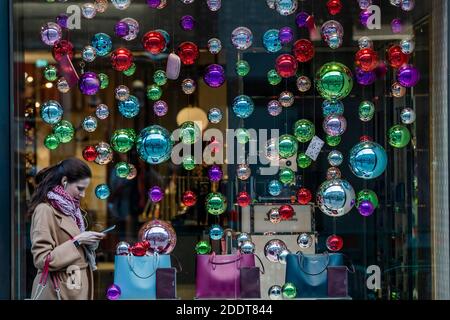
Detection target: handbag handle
<box><xmin>254</xmin><ymin>254</ymin><xmax>266</xmax><ymax>274</ymax></box>
<box><xmin>171</xmin><ymin>253</ymin><xmax>183</xmax><ymax>273</ymax></box>
<box><xmin>209</xmin><ymin>252</ymin><xmax>243</xmax><ymax>265</ymax></box>
<box><xmin>297</xmin><ymin>251</ymin><xmax>330</xmax><ymax>275</ymax></box>
<box><xmin>127</xmin><ymin>253</ymin><xmax>160</xmax><ymax>279</ymax></box>
<box><xmin>32</xmin><ymin>254</ymin><xmax>61</xmax><ymax>300</ymax></box>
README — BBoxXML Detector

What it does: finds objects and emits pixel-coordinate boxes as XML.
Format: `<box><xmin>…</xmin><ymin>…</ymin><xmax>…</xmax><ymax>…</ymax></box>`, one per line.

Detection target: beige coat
<box><xmin>30</xmin><ymin>203</ymin><xmax>94</xmax><ymax>300</ymax></box>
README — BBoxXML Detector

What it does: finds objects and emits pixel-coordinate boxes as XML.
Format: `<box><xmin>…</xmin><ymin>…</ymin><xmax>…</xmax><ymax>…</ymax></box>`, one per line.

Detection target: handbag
<box><xmin>285</xmin><ymin>252</ymin><xmax>353</xmax><ymax>298</ymax></box>
<box><xmin>31</xmin><ymin>254</ymin><xmax>62</xmax><ymax>300</ymax></box>
<box><xmin>114</xmin><ymin>253</ymin><xmax>171</xmax><ymax>300</ymax></box>
<box><xmin>196</xmin><ymin>252</ymin><xmax>257</xmax><ymax>299</ymax></box>
<box><xmin>156</xmin><ymin>268</ymin><xmax>177</xmax><ymax>299</ymax></box>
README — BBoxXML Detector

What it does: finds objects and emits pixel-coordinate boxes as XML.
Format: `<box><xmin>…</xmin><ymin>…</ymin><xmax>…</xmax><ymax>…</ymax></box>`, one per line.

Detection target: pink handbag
<box><xmin>195</xmin><ymin>252</ymin><xmax>255</xmax><ymax>299</ymax></box>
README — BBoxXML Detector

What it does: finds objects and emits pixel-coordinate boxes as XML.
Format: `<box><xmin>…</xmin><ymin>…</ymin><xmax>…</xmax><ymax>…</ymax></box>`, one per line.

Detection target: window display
<box><xmin>9</xmin><ymin>0</ymin><xmax>444</xmax><ymax>300</ymax></box>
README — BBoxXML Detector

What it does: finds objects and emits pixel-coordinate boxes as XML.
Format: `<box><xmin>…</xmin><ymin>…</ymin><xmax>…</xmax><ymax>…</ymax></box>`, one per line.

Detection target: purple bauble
<box><xmin>180</xmin><ymin>15</ymin><xmax>195</xmax><ymax>31</ymax></box>
<box><xmin>208</xmin><ymin>165</ymin><xmax>223</xmax><ymax>182</ymax></box>
<box><xmin>296</xmin><ymin>12</ymin><xmax>310</xmax><ymax>28</ymax></box>
<box><xmin>359</xmin><ymin>10</ymin><xmax>371</xmax><ymax>27</ymax></box>
<box><xmin>391</xmin><ymin>18</ymin><xmax>403</xmax><ymax>33</ymax></box>
<box><xmin>203</xmin><ymin>64</ymin><xmax>225</xmax><ymax>88</ymax></box>
<box><xmin>106</xmin><ymin>284</ymin><xmax>121</xmax><ymax>300</ymax></box>
<box><xmin>355</xmin><ymin>67</ymin><xmax>376</xmax><ymax>86</ymax></box>
<box><xmin>397</xmin><ymin>64</ymin><xmax>420</xmax><ymax>87</ymax></box>
<box><xmin>278</xmin><ymin>27</ymin><xmax>294</xmax><ymax>44</ymax></box>
<box><xmin>153</xmin><ymin>100</ymin><xmax>168</xmax><ymax>116</ymax></box>
<box><xmin>56</xmin><ymin>14</ymin><xmax>68</xmax><ymax>29</ymax></box>
<box><xmin>358</xmin><ymin>200</ymin><xmax>375</xmax><ymax>217</ymax></box>
<box><xmin>115</xmin><ymin>21</ymin><xmax>130</xmax><ymax>38</ymax></box>
<box><xmin>79</xmin><ymin>72</ymin><xmax>100</xmax><ymax>95</ymax></box>
<box><xmin>148</xmin><ymin>186</ymin><xmax>164</xmax><ymax>202</ymax></box>
<box><xmin>147</xmin><ymin>0</ymin><xmax>161</xmax><ymax>8</ymax></box>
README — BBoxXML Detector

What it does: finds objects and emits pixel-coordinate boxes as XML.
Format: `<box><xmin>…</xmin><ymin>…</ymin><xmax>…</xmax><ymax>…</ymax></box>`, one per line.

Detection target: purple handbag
<box><xmin>196</xmin><ymin>252</ymin><xmax>255</xmax><ymax>299</ymax></box>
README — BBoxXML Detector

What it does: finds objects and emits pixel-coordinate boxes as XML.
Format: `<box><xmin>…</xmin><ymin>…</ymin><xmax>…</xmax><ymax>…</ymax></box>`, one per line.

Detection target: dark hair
<box><xmin>28</xmin><ymin>157</ymin><xmax>92</xmax><ymax>214</ymax></box>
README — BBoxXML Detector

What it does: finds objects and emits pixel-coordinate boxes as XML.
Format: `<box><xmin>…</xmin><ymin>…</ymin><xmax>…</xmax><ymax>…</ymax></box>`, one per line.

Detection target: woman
<box><xmin>29</xmin><ymin>158</ymin><xmax>105</xmax><ymax>300</ymax></box>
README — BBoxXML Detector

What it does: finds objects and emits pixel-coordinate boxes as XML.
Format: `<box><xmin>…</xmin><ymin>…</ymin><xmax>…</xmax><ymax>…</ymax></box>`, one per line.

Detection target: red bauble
<box><xmin>177</xmin><ymin>41</ymin><xmax>199</xmax><ymax>65</ymax></box>
<box><xmin>82</xmin><ymin>145</ymin><xmax>98</xmax><ymax>162</ymax></box>
<box><xmin>142</xmin><ymin>31</ymin><xmax>166</xmax><ymax>55</ymax></box>
<box><xmin>52</xmin><ymin>40</ymin><xmax>74</xmax><ymax>62</ymax></box>
<box><xmin>182</xmin><ymin>190</ymin><xmax>197</xmax><ymax>207</ymax></box>
<box><xmin>327</xmin><ymin>0</ymin><xmax>342</xmax><ymax>15</ymax></box>
<box><xmin>275</xmin><ymin>54</ymin><xmax>298</xmax><ymax>78</ymax></box>
<box><xmin>355</xmin><ymin>48</ymin><xmax>379</xmax><ymax>72</ymax></box>
<box><xmin>326</xmin><ymin>234</ymin><xmax>344</xmax><ymax>252</ymax></box>
<box><xmin>111</xmin><ymin>47</ymin><xmax>133</xmax><ymax>71</ymax></box>
<box><xmin>130</xmin><ymin>242</ymin><xmax>147</xmax><ymax>256</ymax></box>
<box><xmin>237</xmin><ymin>191</ymin><xmax>251</xmax><ymax>207</ymax></box>
<box><xmin>279</xmin><ymin>204</ymin><xmax>295</xmax><ymax>220</ymax></box>
<box><xmin>141</xmin><ymin>240</ymin><xmax>150</xmax><ymax>250</ymax></box>
<box><xmin>387</xmin><ymin>45</ymin><xmax>409</xmax><ymax>69</ymax></box>
<box><xmin>360</xmin><ymin>135</ymin><xmax>373</xmax><ymax>142</ymax></box>
<box><xmin>297</xmin><ymin>187</ymin><xmax>312</xmax><ymax>205</ymax></box>
<box><xmin>293</xmin><ymin>39</ymin><xmax>315</xmax><ymax>63</ymax></box>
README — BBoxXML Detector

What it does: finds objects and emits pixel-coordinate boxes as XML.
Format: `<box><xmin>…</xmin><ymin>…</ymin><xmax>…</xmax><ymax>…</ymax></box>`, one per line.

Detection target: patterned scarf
<box><xmin>47</xmin><ymin>185</ymin><xmax>86</xmax><ymax>232</ymax></box>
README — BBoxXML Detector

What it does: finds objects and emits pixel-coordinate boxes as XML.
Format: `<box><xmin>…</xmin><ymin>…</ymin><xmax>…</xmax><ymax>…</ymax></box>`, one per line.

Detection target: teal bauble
<box><xmin>349</xmin><ymin>141</ymin><xmax>387</xmax><ymax>179</ymax></box>
<box><xmin>232</xmin><ymin>95</ymin><xmax>254</xmax><ymax>118</ymax></box>
<box><xmin>95</xmin><ymin>184</ymin><xmax>110</xmax><ymax>200</ymax></box>
<box><xmin>40</xmin><ymin>100</ymin><xmax>63</xmax><ymax>125</ymax></box>
<box><xmin>118</xmin><ymin>95</ymin><xmax>140</xmax><ymax>118</ymax></box>
<box><xmin>136</xmin><ymin>125</ymin><xmax>173</xmax><ymax>164</ymax></box>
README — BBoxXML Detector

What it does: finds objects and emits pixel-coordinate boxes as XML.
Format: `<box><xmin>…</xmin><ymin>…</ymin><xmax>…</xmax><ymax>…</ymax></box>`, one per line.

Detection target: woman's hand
<box><xmin>73</xmin><ymin>231</ymin><xmax>105</xmax><ymax>246</ymax></box>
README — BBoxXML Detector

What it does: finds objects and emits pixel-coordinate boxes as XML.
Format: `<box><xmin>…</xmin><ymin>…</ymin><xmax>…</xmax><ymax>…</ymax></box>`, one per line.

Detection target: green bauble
<box><xmin>357</xmin><ymin>189</ymin><xmax>379</xmax><ymax>209</ymax></box>
<box><xmin>99</xmin><ymin>73</ymin><xmax>109</xmax><ymax>89</ymax></box>
<box><xmin>110</xmin><ymin>128</ymin><xmax>135</xmax><ymax>153</ymax></box>
<box><xmin>388</xmin><ymin>124</ymin><xmax>411</xmax><ymax>148</ymax></box>
<box><xmin>282</xmin><ymin>283</ymin><xmax>297</xmax><ymax>299</ymax></box>
<box><xmin>180</xmin><ymin>121</ymin><xmax>201</xmax><ymax>145</ymax></box>
<box><xmin>293</xmin><ymin>119</ymin><xmax>315</xmax><ymax>143</ymax></box>
<box><xmin>236</xmin><ymin>128</ymin><xmax>250</xmax><ymax>144</ymax></box>
<box><xmin>146</xmin><ymin>84</ymin><xmax>162</xmax><ymax>101</ymax></box>
<box><xmin>44</xmin><ymin>65</ymin><xmax>58</xmax><ymax>81</ymax></box>
<box><xmin>195</xmin><ymin>241</ymin><xmax>212</xmax><ymax>255</ymax></box>
<box><xmin>267</xmin><ymin>69</ymin><xmax>282</xmax><ymax>85</ymax></box>
<box><xmin>115</xmin><ymin>162</ymin><xmax>131</xmax><ymax>178</ymax></box>
<box><xmin>359</xmin><ymin>101</ymin><xmax>375</xmax><ymax>122</ymax></box>
<box><xmin>279</xmin><ymin>134</ymin><xmax>298</xmax><ymax>159</ymax></box>
<box><xmin>315</xmin><ymin>62</ymin><xmax>353</xmax><ymax>100</ymax></box>
<box><xmin>153</xmin><ymin>70</ymin><xmax>167</xmax><ymax>86</ymax></box>
<box><xmin>53</xmin><ymin>120</ymin><xmax>74</xmax><ymax>143</ymax></box>
<box><xmin>279</xmin><ymin>167</ymin><xmax>295</xmax><ymax>185</ymax></box>
<box><xmin>326</xmin><ymin>135</ymin><xmax>341</xmax><ymax>147</ymax></box>
<box><xmin>123</xmin><ymin>63</ymin><xmax>136</xmax><ymax>76</ymax></box>
<box><xmin>236</xmin><ymin>60</ymin><xmax>250</xmax><ymax>77</ymax></box>
<box><xmin>44</xmin><ymin>134</ymin><xmax>60</xmax><ymax>150</ymax></box>
<box><xmin>297</xmin><ymin>152</ymin><xmax>312</xmax><ymax>168</ymax></box>
<box><xmin>206</xmin><ymin>192</ymin><xmax>227</xmax><ymax>215</ymax></box>
<box><xmin>182</xmin><ymin>155</ymin><xmax>196</xmax><ymax>170</ymax></box>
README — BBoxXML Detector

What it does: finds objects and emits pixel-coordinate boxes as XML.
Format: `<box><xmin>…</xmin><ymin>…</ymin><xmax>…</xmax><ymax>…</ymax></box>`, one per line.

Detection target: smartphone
<box><xmin>100</xmin><ymin>225</ymin><xmax>116</xmax><ymax>234</ymax></box>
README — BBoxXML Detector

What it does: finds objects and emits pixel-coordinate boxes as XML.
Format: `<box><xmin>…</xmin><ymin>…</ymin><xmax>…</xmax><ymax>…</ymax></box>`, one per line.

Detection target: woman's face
<box><xmin>63</xmin><ymin>177</ymin><xmax>91</xmax><ymax>200</ymax></box>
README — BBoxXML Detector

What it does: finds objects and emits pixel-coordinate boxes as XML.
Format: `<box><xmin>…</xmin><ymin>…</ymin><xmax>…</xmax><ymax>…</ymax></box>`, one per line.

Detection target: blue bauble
<box><xmin>91</xmin><ymin>33</ymin><xmax>112</xmax><ymax>57</ymax></box>
<box><xmin>95</xmin><ymin>184</ymin><xmax>110</xmax><ymax>200</ymax></box>
<box><xmin>322</xmin><ymin>100</ymin><xmax>344</xmax><ymax>117</ymax></box>
<box><xmin>232</xmin><ymin>95</ymin><xmax>254</xmax><ymax>119</ymax></box>
<box><xmin>263</xmin><ymin>29</ymin><xmax>282</xmax><ymax>53</ymax></box>
<box><xmin>118</xmin><ymin>95</ymin><xmax>140</xmax><ymax>118</ymax></box>
<box><xmin>349</xmin><ymin>141</ymin><xmax>387</xmax><ymax>179</ymax></box>
<box><xmin>209</xmin><ymin>224</ymin><xmax>224</xmax><ymax>240</ymax></box>
<box><xmin>208</xmin><ymin>107</ymin><xmax>223</xmax><ymax>123</ymax></box>
<box><xmin>268</xmin><ymin>179</ymin><xmax>282</xmax><ymax>196</ymax></box>
<box><xmin>316</xmin><ymin>179</ymin><xmax>355</xmax><ymax>217</ymax></box>
<box><xmin>155</xmin><ymin>29</ymin><xmax>170</xmax><ymax>52</ymax></box>
<box><xmin>40</xmin><ymin>100</ymin><xmax>63</xmax><ymax>125</ymax></box>
<box><xmin>136</xmin><ymin>125</ymin><xmax>173</xmax><ymax>164</ymax></box>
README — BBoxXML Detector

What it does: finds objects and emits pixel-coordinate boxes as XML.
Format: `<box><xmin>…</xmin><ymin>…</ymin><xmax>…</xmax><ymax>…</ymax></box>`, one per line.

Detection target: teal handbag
<box><xmin>114</xmin><ymin>254</ymin><xmax>171</xmax><ymax>300</ymax></box>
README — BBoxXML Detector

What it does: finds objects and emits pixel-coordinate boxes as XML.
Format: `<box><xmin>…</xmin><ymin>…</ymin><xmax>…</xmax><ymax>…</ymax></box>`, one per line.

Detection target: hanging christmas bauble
<box><xmin>82</xmin><ymin>145</ymin><xmax>98</xmax><ymax>162</ymax></box>
<box><xmin>206</xmin><ymin>192</ymin><xmax>227</xmax><ymax>215</ymax></box>
<box><xmin>323</xmin><ymin>114</ymin><xmax>347</xmax><ymax>136</ymax></box>
<box><xmin>400</xmin><ymin>107</ymin><xmax>416</xmax><ymax>124</ymax></box>
<box><xmin>91</xmin><ymin>33</ymin><xmax>112</xmax><ymax>57</ymax></box>
<box><xmin>79</xmin><ymin>72</ymin><xmax>100</xmax><ymax>96</ymax></box>
<box><xmin>232</xmin><ymin>95</ymin><xmax>254</xmax><ymax>118</ymax></box>
<box><xmin>119</xmin><ymin>95</ymin><xmax>140</xmax><ymax>118</ymax></box>
<box><xmin>358</xmin><ymin>36</ymin><xmax>373</xmax><ymax>49</ymax></box>
<box><xmin>355</xmin><ymin>48</ymin><xmax>379</xmax><ymax>72</ymax></box>
<box><xmin>180</xmin><ymin>15</ymin><xmax>195</xmax><ymax>31</ymax></box>
<box><xmin>279</xmin><ymin>204</ymin><xmax>295</xmax><ymax>220</ymax></box>
<box><xmin>204</xmin><ymin>64</ymin><xmax>226</xmax><ymax>88</ymax></box>
<box><xmin>268</xmin><ymin>285</ymin><xmax>282</xmax><ymax>300</ymax></box>
<box><xmin>235</xmin><ymin>60</ymin><xmax>250</xmax><ymax>77</ymax></box>
<box><xmin>180</xmin><ymin>121</ymin><xmax>201</xmax><ymax>144</ymax></box>
<box><xmin>316</xmin><ymin>179</ymin><xmax>356</xmax><ymax>217</ymax></box>
<box><xmin>326</xmin><ymin>235</ymin><xmax>344</xmax><ymax>251</ymax></box>
<box><xmin>110</xmin><ymin>128</ymin><xmax>135</xmax><ymax>153</ymax></box>
<box><xmin>358</xmin><ymin>200</ymin><xmax>375</xmax><ymax>216</ymax></box>
<box><xmin>41</xmin><ymin>22</ymin><xmax>62</xmax><ymax>46</ymax></box>
<box><xmin>267</xmin><ymin>100</ymin><xmax>282</xmax><ymax>116</ymax></box>
<box><xmin>182</xmin><ymin>155</ymin><xmax>196</xmax><ymax>170</ymax></box>
<box><xmin>236</xmin><ymin>128</ymin><xmax>250</xmax><ymax>144</ymax></box>
<box><xmin>52</xmin><ymin>40</ymin><xmax>74</xmax><ymax>62</ymax></box>
<box><xmin>327</xmin><ymin>0</ymin><xmax>342</xmax><ymax>15</ymax></box>
<box><xmin>328</xmin><ymin>150</ymin><xmax>343</xmax><ymax>167</ymax></box>
<box><xmin>316</xmin><ymin>62</ymin><xmax>353</xmax><ymax>100</ymax></box>
<box><xmin>278</xmin><ymin>91</ymin><xmax>294</xmax><ymax>108</ymax></box>
<box><xmin>207</xmin><ymin>38</ymin><xmax>222</xmax><ymax>54</ymax></box>
<box><xmin>355</xmin><ymin>68</ymin><xmax>376</xmax><ymax>86</ymax></box>
<box><xmin>397</xmin><ymin>64</ymin><xmax>420</xmax><ymax>88</ymax></box>
<box><xmin>326</xmin><ymin>166</ymin><xmax>342</xmax><ymax>180</ymax></box>
<box><xmin>82</xmin><ymin>116</ymin><xmax>98</xmax><ymax>133</ymax></box>
<box><xmin>56</xmin><ymin>78</ymin><xmax>70</xmax><ymax>93</ymax></box>
<box><xmin>231</xmin><ymin>26</ymin><xmax>253</xmax><ymax>50</ymax></box>
<box><xmin>297</xmin><ymin>187</ymin><xmax>312</xmax><ymax>205</ymax></box>
<box><xmin>99</xmin><ymin>73</ymin><xmax>109</xmax><ymax>89</ymax></box>
<box><xmin>115</xmin><ymin>85</ymin><xmax>130</xmax><ymax>101</ymax></box>
<box><xmin>388</xmin><ymin>124</ymin><xmax>411</xmax><ymax>148</ymax></box>
<box><xmin>297</xmin><ymin>233</ymin><xmax>313</xmax><ymax>248</ymax></box>
<box><xmin>208</xmin><ymin>165</ymin><xmax>223</xmax><ymax>181</ymax></box>
<box><xmin>120</xmin><ymin>18</ymin><xmax>140</xmax><ymax>41</ymax></box>
<box><xmin>53</xmin><ymin>120</ymin><xmax>74</xmax><ymax>143</ymax></box>
<box><xmin>209</xmin><ymin>224</ymin><xmax>223</xmax><ymax>240</ymax></box>
<box><xmin>115</xmin><ymin>21</ymin><xmax>130</xmax><ymax>37</ymax></box>
<box><xmin>295</xmin><ymin>11</ymin><xmax>310</xmax><ymax>28</ymax></box>
<box><xmin>138</xmin><ymin>220</ymin><xmax>176</xmax><ymax>254</ymax></box>
<box><xmin>94</xmin><ymin>142</ymin><xmax>113</xmax><ymax>165</ymax></box>
<box><xmin>278</xmin><ymin>26</ymin><xmax>294</xmax><ymax>44</ymax></box>
<box><xmin>267</xmin><ymin>69</ymin><xmax>282</xmax><ymax>85</ymax></box>
<box><xmin>237</xmin><ymin>191</ymin><xmax>251</xmax><ymax>207</ymax></box>
<box><xmin>357</xmin><ymin>189</ymin><xmax>379</xmax><ymax>208</ymax></box>
<box><xmin>207</xmin><ymin>0</ymin><xmax>221</xmax><ymax>11</ymax></box>
<box><xmin>40</xmin><ymin>100</ymin><xmax>63</xmax><ymax>125</ymax></box>
<box><xmin>391</xmin><ymin>18</ymin><xmax>403</xmax><ymax>33</ymax></box>
<box><xmin>82</xmin><ymin>45</ymin><xmax>97</xmax><ymax>63</ymax></box>
<box><xmin>95</xmin><ymin>184</ymin><xmax>110</xmax><ymax>200</ymax></box>
<box><xmin>264</xmin><ymin>239</ymin><xmax>287</xmax><ymax>262</ymax></box>
<box><xmin>153</xmin><ymin>100</ymin><xmax>168</xmax><ymax>117</ymax></box>
<box><xmin>279</xmin><ymin>134</ymin><xmax>298</xmax><ymax>158</ymax></box>
<box><xmin>115</xmin><ymin>162</ymin><xmax>131</xmax><ymax>178</ymax></box>
<box><xmin>148</xmin><ymin>186</ymin><xmax>164</xmax><ymax>202</ymax></box>
<box><xmin>153</xmin><ymin>70</ymin><xmax>167</xmax><ymax>86</ymax></box>
<box><xmin>275</xmin><ymin>54</ymin><xmax>298</xmax><ymax>78</ymax></box>
<box><xmin>44</xmin><ymin>134</ymin><xmax>60</xmax><ymax>150</ymax></box>
<box><xmin>400</xmin><ymin>38</ymin><xmax>415</xmax><ymax>54</ymax></box>
<box><xmin>297</xmin><ymin>152</ymin><xmax>312</xmax><ymax>169</ymax></box>
<box><xmin>195</xmin><ymin>241</ymin><xmax>211</xmax><ymax>255</ymax></box>
<box><xmin>241</xmin><ymin>241</ymin><xmax>256</xmax><ymax>254</ymax></box>
<box><xmin>387</xmin><ymin>45</ymin><xmax>409</xmax><ymax>69</ymax></box>
<box><xmin>115</xmin><ymin>241</ymin><xmax>130</xmax><ymax>256</ymax></box>
<box><xmin>181</xmin><ymin>79</ymin><xmax>196</xmax><ymax>95</ymax></box>
<box><xmin>44</xmin><ymin>65</ymin><xmax>58</xmax><ymax>82</ymax></box>
<box><xmin>236</xmin><ymin>164</ymin><xmax>252</xmax><ymax>180</ymax></box>
<box><xmin>293</xmin><ymin>119</ymin><xmax>315</xmax><ymax>143</ymax></box>
<box><xmin>326</xmin><ymin>135</ymin><xmax>341</xmax><ymax>147</ymax></box>
<box><xmin>268</xmin><ymin>208</ymin><xmax>281</xmax><ymax>224</ymax></box>
<box><xmin>147</xmin><ymin>84</ymin><xmax>163</xmax><ymax>100</ymax></box>
<box><xmin>296</xmin><ymin>76</ymin><xmax>312</xmax><ymax>92</ymax></box>
<box><xmin>208</xmin><ymin>107</ymin><xmax>223</xmax><ymax>123</ymax></box>
<box><xmin>123</xmin><ymin>63</ymin><xmax>136</xmax><ymax>77</ymax></box>
<box><xmin>275</xmin><ymin>0</ymin><xmax>298</xmax><ymax>16</ymax></box>
<box><xmin>268</xmin><ymin>180</ymin><xmax>283</xmax><ymax>196</ymax></box>
<box><xmin>182</xmin><ymin>190</ymin><xmax>197</xmax><ymax>207</ymax></box>
<box><xmin>293</xmin><ymin>39</ymin><xmax>315</xmax><ymax>63</ymax></box>
<box><xmin>349</xmin><ymin>141</ymin><xmax>387</xmax><ymax>179</ymax></box>
<box><xmin>142</xmin><ymin>30</ymin><xmax>166</xmax><ymax>55</ymax></box>
<box><xmin>136</xmin><ymin>125</ymin><xmax>173</xmax><ymax>164</ymax></box>
<box><xmin>279</xmin><ymin>167</ymin><xmax>295</xmax><ymax>185</ymax></box>
<box><xmin>111</xmin><ymin>47</ymin><xmax>133</xmax><ymax>72</ymax></box>
<box><xmin>322</xmin><ymin>100</ymin><xmax>344</xmax><ymax>117</ymax></box>
<box><xmin>263</xmin><ymin>29</ymin><xmax>282</xmax><ymax>53</ymax></box>
<box><xmin>321</xmin><ymin>20</ymin><xmax>344</xmax><ymax>49</ymax></box>
<box><xmin>391</xmin><ymin>82</ymin><xmax>406</xmax><ymax>98</ymax></box>
<box><xmin>359</xmin><ymin>100</ymin><xmax>375</xmax><ymax>122</ymax></box>
<box><xmin>111</xmin><ymin>0</ymin><xmax>131</xmax><ymax>10</ymax></box>
<box><xmin>177</xmin><ymin>41</ymin><xmax>199</xmax><ymax>65</ymax></box>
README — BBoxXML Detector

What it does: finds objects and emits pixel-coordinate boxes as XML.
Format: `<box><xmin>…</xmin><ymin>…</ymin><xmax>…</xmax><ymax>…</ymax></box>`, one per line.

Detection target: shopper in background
<box><xmin>28</xmin><ymin>158</ymin><xmax>104</xmax><ymax>300</ymax></box>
